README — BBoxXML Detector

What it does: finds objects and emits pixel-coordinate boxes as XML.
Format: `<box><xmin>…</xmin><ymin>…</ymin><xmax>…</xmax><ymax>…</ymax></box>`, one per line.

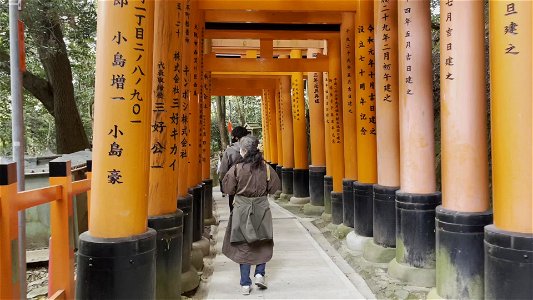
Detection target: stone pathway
<box><xmin>197</xmin><ymin>188</ymin><xmax>374</xmax><ymax>299</ymax></box>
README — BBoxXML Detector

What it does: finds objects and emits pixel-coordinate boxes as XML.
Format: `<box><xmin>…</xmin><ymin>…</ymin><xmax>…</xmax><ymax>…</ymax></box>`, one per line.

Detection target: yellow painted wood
<box><xmin>307</xmin><ymin>48</ymin><xmax>326</xmax><ymax>167</ymax></box>
<box><xmin>204</xmin><ymin>56</ymin><xmax>329</xmax><ymax>72</ymax></box>
<box><xmin>267</xmin><ymin>89</ymin><xmax>278</xmax><ymax>164</ymax></box>
<box><xmin>198</xmin><ymin>0</ymin><xmax>357</xmax><ymax>11</ymax></box>
<box><xmin>275</xmin><ymin>83</ymin><xmax>284</xmax><ymax>167</ymax></box>
<box><xmin>374</xmin><ymin>0</ymin><xmax>400</xmax><ymax>188</ymax></box>
<box><xmin>290</xmin><ymin>50</ymin><xmax>309</xmax><ymax>170</ymax></box>
<box><xmin>490</xmin><ymin>0</ymin><xmax>532</xmax><ymax>233</ymax></box>
<box><xmin>327</xmin><ymin>39</ymin><xmax>345</xmax><ymax>192</ymax></box>
<box><xmin>48</xmin><ymin>169</ymin><xmax>75</xmax><ymax>299</ymax></box>
<box><xmin>210</xmin><ymin>39</ymin><xmax>326</xmax><ymax>56</ymax></box>
<box><xmin>355</xmin><ymin>0</ymin><xmax>377</xmax><ymax>184</ymax></box>
<box><xmin>187</xmin><ymin>0</ymin><xmax>201</xmax><ymax>188</ymax></box>
<box><xmin>398</xmin><ymin>0</ymin><xmax>436</xmax><ymax>193</ymax></box>
<box><xmin>90</xmin><ymin>0</ymin><xmax>154</xmax><ymax>238</ymax></box>
<box><xmin>202</xmin><ymin>72</ymin><xmax>212</xmax><ymax>180</ymax></box>
<box><xmin>261</xmin><ymin>90</ymin><xmax>271</xmax><ymax>161</ymax></box>
<box><xmin>148</xmin><ymin>0</ymin><xmax>180</xmax><ymax>216</ymax></box>
<box><xmin>260</xmin><ymin>39</ymin><xmax>274</xmax><ymax>59</ymax></box>
<box><xmin>195</xmin><ymin>2</ymin><xmax>205</xmax><ymax>185</ymax></box>
<box><xmin>177</xmin><ymin>0</ymin><xmax>191</xmax><ymax>197</ymax></box>
<box><xmin>212</xmin><ymin>48</ymin><xmax>309</xmax><ymax>56</ymax></box>
<box><xmin>341</xmin><ymin>12</ymin><xmax>358</xmax><ymax>180</ymax></box>
<box><xmin>245</xmin><ymin>49</ymin><xmax>258</xmax><ymax>58</ymax></box>
<box><xmin>202</xmin><ymin>39</ymin><xmax>213</xmax><ymax>180</ymax></box>
<box><xmin>204</xmin><ymin>10</ymin><xmax>342</xmax><ymax>24</ymax></box>
<box><xmin>280</xmin><ymin>75</ymin><xmax>295</xmax><ymax>168</ymax></box>
<box><xmin>212</xmin><ymin>72</ymin><xmax>294</xmax><ymax>77</ymax></box>
<box><xmin>323</xmin><ymin>70</ymin><xmax>332</xmax><ymax>176</ymax></box>
<box><xmin>0</xmin><ymin>180</ymin><xmax>20</xmax><ymax>299</ymax></box>
<box><xmin>440</xmin><ymin>0</ymin><xmax>489</xmax><ymax>213</ymax></box>
<box><xmin>204</xmin><ymin>29</ymin><xmax>338</xmax><ymax>40</ymax></box>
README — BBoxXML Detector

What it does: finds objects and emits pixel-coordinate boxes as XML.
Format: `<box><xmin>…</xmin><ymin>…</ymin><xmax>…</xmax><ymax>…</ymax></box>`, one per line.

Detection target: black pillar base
<box><xmin>309</xmin><ymin>166</ymin><xmax>326</xmax><ymax>206</ymax></box>
<box><xmin>353</xmin><ymin>182</ymin><xmax>374</xmax><ymax>237</ymax></box>
<box><xmin>275</xmin><ymin>165</ymin><xmax>282</xmax><ymax>187</ymax></box>
<box><xmin>76</xmin><ymin>229</ymin><xmax>157</xmax><ymax>299</ymax></box>
<box><xmin>189</xmin><ymin>185</ymin><xmax>204</xmax><ymax>243</ymax></box>
<box><xmin>373</xmin><ymin>185</ymin><xmax>398</xmax><ymax>248</ymax></box>
<box><xmin>324</xmin><ymin>176</ymin><xmax>333</xmax><ymax>214</ymax></box>
<box><xmin>331</xmin><ymin>192</ymin><xmax>343</xmax><ymax>225</ymax></box>
<box><xmin>342</xmin><ymin>179</ymin><xmax>355</xmax><ymax>228</ymax></box>
<box><xmin>281</xmin><ymin>168</ymin><xmax>294</xmax><ymax>195</ymax></box>
<box><xmin>435</xmin><ymin>206</ymin><xmax>492</xmax><ymax>299</ymax></box>
<box><xmin>202</xmin><ymin>179</ymin><xmax>213</xmax><ymax>221</ymax></box>
<box><xmin>396</xmin><ymin>191</ymin><xmax>441</xmax><ymax>268</ymax></box>
<box><xmin>148</xmin><ymin>211</ymin><xmax>184</xmax><ymax>299</ymax></box>
<box><xmin>293</xmin><ymin>168</ymin><xmax>310</xmax><ymax>198</ymax></box>
<box><xmin>177</xmin><ymin>195</ymin><xmax>193</xmax><ymax>273</ymax></box>
<box><xmin>485</xmin><ymin>224</ymin><xmax>533</xmax><ymax>300</ymax></box>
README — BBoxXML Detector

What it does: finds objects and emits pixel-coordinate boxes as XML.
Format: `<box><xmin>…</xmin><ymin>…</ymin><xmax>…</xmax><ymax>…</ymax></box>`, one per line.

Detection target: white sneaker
<box><xmin>241</xmin><ymin>285</ymin><xmax>251</xmax><ymax>295</ymax></box>
<box><xmin>255</xmin><ymin>274</ymin><xmax>268</xmax><ymax>289</ymax></box>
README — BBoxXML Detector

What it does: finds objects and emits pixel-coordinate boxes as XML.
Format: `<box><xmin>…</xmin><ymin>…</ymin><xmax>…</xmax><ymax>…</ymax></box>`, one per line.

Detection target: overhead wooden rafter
<box><xmin>205</xmin><ymin>55</ymin><xmax>328</xmax><ymax>72</ymax></box>
<box><xmin>211</xmin><ymin>39</ymin><xmax>325</xmax><ymax>49</ymax></box>
<box><xmin>211</xmin><ymin>74</ymin><xmax>283</xmax><ymax>79</ymax></box>
<box><xmin>204</xmin><ymin>29</ymin><xmax>338</xmax><ymax>40</ymax></box>
<box><xmin>212</xmin><ymin>73</ymin><xmax>310</xmax><ymax>80</ymax></box>
<box><xmin>204</xmin><ymin>10</ymin><xmax>342</xmax><ymax>24</ymax></box>
<box><xmin>199</xmin><ymin>0</ymin><xmax>357</xmax><ymax>12</ymax></box>
<box><xmin>210</xmin><ymin>39</ymin><xmax>325</xmax><ymax>56</ymax></box>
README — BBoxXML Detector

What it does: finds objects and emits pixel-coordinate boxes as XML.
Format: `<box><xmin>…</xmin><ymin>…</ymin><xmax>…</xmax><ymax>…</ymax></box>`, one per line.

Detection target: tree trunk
<box><xmin>237</xmin><ymin>96</ymin><xmax>246</xmax><ymax>126</ymax></box>
<box><xmin>216</xmin><ymin>96</ymin><xmax>229</xmax><ymax>150</ymax></box>
<box><xmin>32</xmin><ymin>4</ymin><xmax>90</xmax><ymax>154</ymax></box>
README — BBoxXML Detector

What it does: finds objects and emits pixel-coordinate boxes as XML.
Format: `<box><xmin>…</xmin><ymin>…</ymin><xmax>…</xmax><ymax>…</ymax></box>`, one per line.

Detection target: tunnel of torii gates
<box><xmin>1</xmin><ymin>0</ymin><xmax>531</xmax><ymax>300</ymax></box>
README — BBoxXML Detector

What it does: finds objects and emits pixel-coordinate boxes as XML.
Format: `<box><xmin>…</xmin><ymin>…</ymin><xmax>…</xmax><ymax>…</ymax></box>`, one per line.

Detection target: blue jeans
<box><xmin>239</xmin><ymin>263</ymin><xmax>266</xmax><ymax>286</ymax></box>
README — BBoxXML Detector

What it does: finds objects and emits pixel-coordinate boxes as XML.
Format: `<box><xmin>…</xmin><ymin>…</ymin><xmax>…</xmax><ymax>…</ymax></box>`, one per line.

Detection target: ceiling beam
<box><xmin>212</xmin><ymin>49</ymin><xmax>296</xmax><ymax>56</ymax></box>
<box><xmin>205</xmin><ymin>29</ymin><xmax>338</xmax><ymax>40</ymax></box>
<box><xmin>212</xmin><ymin>73</ymin><xmax>309</xmax><ymax>80</ymax></box>
<box><xmin>199</xmin><ymin>0</ymin><xmax>357</xmax><ymax>12</ymax></box>
<box><xmin>211</xmin><ymin>39</ymin><xmax>325</xmax><ymax>49</ymax></box>
<box><xmin>260</xmin><ymin>39</ymin><xmax>273</xmax><ymax>58</ymax></box>
<box><xmin>204</xmin><ymin>10</ymin><xmax>342</xmax><ymax>24</ymax></box>
<box><xmin>210</xmin><ymin>39</ymin><xmax>324</xmax><ymax>56</ymax></box>
<box><xmin>205</xmin><ymin>56</ymin><xmax>328</xmax><ymax>72</ymax></box>
<box><xmin>210</xmin><ymin>40</ymin><xmax>325</xmax><ymax>55</ymax></box>
<box><xmin>211</xmin><ymin>74</ymin><xmax>284</xmax><ymax>79</ymax></box>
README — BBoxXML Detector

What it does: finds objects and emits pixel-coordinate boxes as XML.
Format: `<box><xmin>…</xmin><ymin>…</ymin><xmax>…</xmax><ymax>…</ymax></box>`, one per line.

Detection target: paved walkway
<box><xmin>198</xmin><ymin>188</ymin><xmax>374</xmax><ymax>299</ymax></box>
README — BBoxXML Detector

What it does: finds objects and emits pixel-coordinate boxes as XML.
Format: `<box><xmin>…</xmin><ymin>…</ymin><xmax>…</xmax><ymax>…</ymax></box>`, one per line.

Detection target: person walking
<box><xmin>221</xmin><ymin>135</ymin><xmax>281</xmax><ymax>295</ymax></box>
<box><xmin>219</xmin><ymin>126</ymin><xmax>250</xmax><ymax>211</ymax></box>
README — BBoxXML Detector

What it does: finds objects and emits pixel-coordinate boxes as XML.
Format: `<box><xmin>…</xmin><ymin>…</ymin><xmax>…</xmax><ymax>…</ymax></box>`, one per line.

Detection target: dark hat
<box><xmin>231</xmin><ymin>126</ymin><xmax>250</xmax><ymax>139</ymax></box>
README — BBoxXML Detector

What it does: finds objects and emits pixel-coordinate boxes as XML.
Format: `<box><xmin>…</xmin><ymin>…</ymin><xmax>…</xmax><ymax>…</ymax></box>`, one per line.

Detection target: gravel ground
<box><xmin>26</xmin><ymin>267</ymin><xmax>48</xmax><ymax>299</ymax></box>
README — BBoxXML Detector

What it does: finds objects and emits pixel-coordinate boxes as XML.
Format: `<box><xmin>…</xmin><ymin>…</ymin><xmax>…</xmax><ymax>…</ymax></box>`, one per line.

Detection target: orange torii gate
<box><xmin>0</xmin><ymin>1</ymin><xmax>531</xmax><ymax>299</ymax></box>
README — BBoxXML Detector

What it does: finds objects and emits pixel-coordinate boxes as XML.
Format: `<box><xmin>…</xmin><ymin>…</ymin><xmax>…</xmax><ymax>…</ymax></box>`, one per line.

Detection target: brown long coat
<box><xmin>221</xmin><ymin>162</ymin><xmax>281</xmax><ymax>265</ymax></box>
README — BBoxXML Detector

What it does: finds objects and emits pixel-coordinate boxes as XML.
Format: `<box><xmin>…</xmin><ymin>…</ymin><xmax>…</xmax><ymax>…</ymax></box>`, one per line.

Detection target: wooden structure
<box><xmin>0</xmin><ymin>1</ymin><xmax>531</xmax><ymax>299</ymax></box>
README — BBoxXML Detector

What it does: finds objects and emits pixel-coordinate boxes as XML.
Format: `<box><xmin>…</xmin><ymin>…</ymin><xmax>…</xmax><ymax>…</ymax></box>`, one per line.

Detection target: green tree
<box><xmin>0</xmin><ymin>0</ymin><xmax>96</xmax><ymax>155</ymax></box>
